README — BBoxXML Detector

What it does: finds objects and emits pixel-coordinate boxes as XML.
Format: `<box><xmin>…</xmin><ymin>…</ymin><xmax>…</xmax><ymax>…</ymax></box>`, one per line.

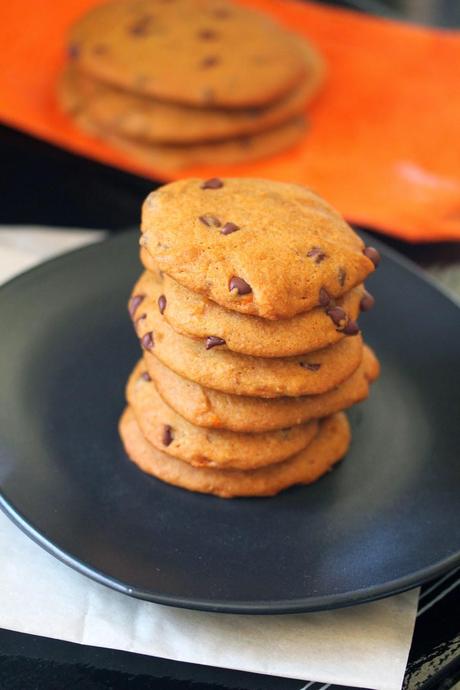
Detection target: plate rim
<box><xmin>0</xmin><ymin>229</ymin><xmax>459</xmax><ymax>614</ymax></box>
<box><xmin>1</xmin><ymin>497</ymin><xmax>460</xmax><ymax>614</ymax></box>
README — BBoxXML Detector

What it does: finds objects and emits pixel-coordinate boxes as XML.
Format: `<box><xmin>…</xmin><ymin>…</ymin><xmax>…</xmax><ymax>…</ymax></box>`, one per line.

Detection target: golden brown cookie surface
<box><xmin>127</xmin><ymin>361</ymin><xmax>319</xmax><ymax>469</ymax></box>
<box><xmin>141</xmin><ymin>178</ymin><xmax>376</xmax><ymax>318</ymax></box>
<box><xmin>58</xmin><ymin>41</ymin><xmax>323</xmax><ymax>144</ymax></box>
<box><xmin>68</xmin><ymin>0</ymin><xmax>307</xmax><ymax>108</ymax></box>
<box><xmin>73</xmin><ymin>111</ymin><xmax>306</xmax><ymax>170</ymax></box>
<box><xmin>130</xmin><ymin>271</ymin><xmax>364</xmax><ymax>397</ymax></box>
<box><xmin>145</xmin><ymin>266</ymin><xmax>364</xmax><ymax>357</ymax></box>
<box><xmin>145</xmin><ymin>345</ymin><xmax>379</xmax><ymax>432</ymax></box>
<box><xmin>119</xmin><ymin>408</ymin><xmax>351</xmax><ymax>497</ymax></box>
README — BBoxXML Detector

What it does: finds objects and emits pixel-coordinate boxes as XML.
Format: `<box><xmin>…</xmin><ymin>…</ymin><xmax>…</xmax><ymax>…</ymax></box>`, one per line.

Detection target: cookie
<box><xmin>127</xmin><ymin>361</ymin><xmax>319</xmax><ymax>469</ymax></box>
<box><xmin>120</xmin><ymin>408</ymin><xmax>351</xmax><ymax>498</ymax></box>
<box><xmin>72</xmin><ymin>111</ymin><xmax>306</xmax><ymax>170</ymax></box>
<box><xmin>58</xmin><ymin>41</ymin><xmax>323</xmax><ymax>144</ymax></box>
<box><xmin>68</xmin><ymin>0</ymin><xmax>307</xmax><ymax>108</ymax></box>
<box><xmin>130</xmin><ymin>271</ymin><xmax>364</xmax><ymax>397</ymax></box>
<box><xmin>140</xmin><ymin>178</ymin><xmax>378</xmax><ymax>318</ymax></box>
<box><xmin>145</xmin><ymin>345</ymin><xmax>379</xmax><ymax>432</ymax></box>
<box><xmin>143</xmin><ymin>265</ymin><xmax>365</xmax><ymax>357</ymax></box>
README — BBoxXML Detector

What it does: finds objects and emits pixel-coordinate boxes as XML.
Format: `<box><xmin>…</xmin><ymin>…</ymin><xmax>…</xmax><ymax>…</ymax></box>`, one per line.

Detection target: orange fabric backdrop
<box><xmin>0</xmin><ymin>0</ymin><xmax>460</xmax><ymax>241</ymax></box>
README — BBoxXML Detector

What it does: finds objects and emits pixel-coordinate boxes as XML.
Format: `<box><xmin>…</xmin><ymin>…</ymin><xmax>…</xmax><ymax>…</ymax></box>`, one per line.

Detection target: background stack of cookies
<box><xmin>119</xmin><ymin>177</ymin><xmax>381</xmax><ymax>498</ymax></box>
<box><xmin>58</xmin><ymin>0</ymin><xmax>324</xmax><ymax>170</ymax></box>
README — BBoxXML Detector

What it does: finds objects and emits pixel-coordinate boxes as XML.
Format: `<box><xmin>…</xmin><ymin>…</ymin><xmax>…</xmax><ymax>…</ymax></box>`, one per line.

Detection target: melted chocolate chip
<box><xmin>363</xmin><ymin>246</ymin><xmax>381</xmax><ymax>267</ymax></box>
<box><xmin>360</xmin><ymin>292</ymin><xmax>375</xmax><ymax>312</ymax></box>
<box><xmin>220</xmin><ymin>222</ymin><xmax>240</xmax><ymax>235</ymax></box>
<box><xmin>343</xmin><ymin>320</ymin><xmax>360</xmax><ymax>336</ymax></box>
<box><xmin>229</xmin><ymin>276</ymin><xmax>252</xmax><ymax>295</ymax></box>
<box><xmin>141</xmin><ymin>332</ymin><xmax>154</xmax><ymax>350</ymax></box>
<box><xmin>326</xmin><ymin>306</ymin><xmax>347</xmax><ymax>327</ymax></box>
<box><xmin>319</xmin><ymin>287</ymin><xmax>331</xmax><ymax>307</ymax></box>
<box><xmin>128</xmin><ymin>14</ymin><xmax>154</xmax><ymax>36</ymax></box>
<box><xmin>128</xmin><ymin>294</ymin><xmax>145</xmax><ymax>318</ymax></box>
<box><xmin>68</xmin><ymin>43</ymin><xmax>79</xmax><ymax>60</ymax></box>
<box><xmin>206</xmin><ymin>336</ymin><xmax>226</xmax><ymax>350</ymax></box>
<box><xmin>201</xmin><ymin>56</ymin><xmax>220</xmax><ymax>68</ymax></box>
<box><xmin>162</xmin><ymin>425</ymin><xmax>173</xmax><ymax>446</ymax></box>
<box><xmin>338</xmin><ymin>267</ymin><xmax>347</xmax><ymax>287</ymax></box>
<box><xmin>300</xmin><ymin>362</ymin><xmax>321</xmax><ymax>371</ymax></box>
<box><xmin>201</xmin><ymin>177</ymin><xmax>223</xmax><ymax>190</ymax></box>
<box><xmin>158</xmin><ymin>294</ymin><xmax>167</xmax><ymax>314</ymax></box>
<box><xmin>199</xmin><ymin>214</ymin><xmax>221</xmax><ymax>227</ymax></box>
<box><xmin>199</xmin><ymin>29</ymin><xmax>217</xmax><ymax>39</ymax></box>
<box><xmin>307</xmin><ymin>247</ymin><xmax>327</xmax><ymax>264</ymax></box>
<box><xmin>140</xmin><ymin>371</ymin><xmax>151</xmax><ymax>382</ymax></box>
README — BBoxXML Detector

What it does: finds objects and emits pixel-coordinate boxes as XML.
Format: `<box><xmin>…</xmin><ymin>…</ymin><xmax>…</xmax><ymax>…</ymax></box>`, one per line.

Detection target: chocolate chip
<box><xmin>201</xmin><ymin>56</ymin><xmax>220</xmax><ymax>68</ymax></box>
<box><xmin>128</xmin><ymin>294</ymin><xmax>145</xmax><ymax>318</ymax></box>
<box><xmin>343</xmin><ymin>319</ymin><xmax>360</xmax><ymax>336</ymax></box>
<box><xmin>68</xmin><ymin>43</ymin><xmax>79</xmax><ymax>60</ymax></box>
<box><xmin>206</xmin><ymin>336</ymin><xmax>226</xmax><ymax>350</ymax></box>
<box><xmin>141</xmin><ymin>332</ymin><xmax>154</xmax><ymax>350</ymax></box>
<box><xmin>319</xmin><ymin>287</ymin><xmax>331</xmax><ymax>307</ymax></box>
<box><xmin>363</xmin><ymin>246</ymin><xmax>381</xmax><ymax>267</ymax></box>
<box><xmin>162</xmin><ymin>425</ymin><xmax>173</xmax><ymax>446</ymax></box>
<box><xmin>307</xmin><ymin>247</ymin><xmax>327</xmax><ymax>264</ymax></box>
<box><xmin>220</xmin><ymin>222</ymin><xmax>240</xmax><ymax>235</ymax></box>
<box><xmin>326</xmin><ymin>306</ymin><xmax>347</xmax><ymax>327</ymax></box>
<box><xmin>201</xmin><ymin>177</ymin><xmax>223</xmax><ymax>190</ymax></box>
<box><xmin>128</xmin><ymin>14</ymin><xmax>153</xmax><ymax>36</ymax></box>
<box><xmin>229</xmin><ymin>276</ymin><xmax>252</xmax><ymax>295</ymax></box>
<box><xmin>199</xmin><ymin>214</ymin><xmax>221</xmax><ymax>227</ymax></box>
<box><xmin>338</xmin><ymin>267</ymin><xmax>347</xmax><ymax>287</ymax></box>
<box><xmin>198</xmin><ymin>29</ymin><xmax>217</xmax><ymax>39</ymax></box>
<box><xmin>300</xmin><ymin>362</ymin><xmax>321</xmax><ymax>371</ymax></box>
<box><xmin>158</xmin><ymin>295</ymin><xmax>167</xmax><ymax>314</ymax></box>
<box><xmin>360</xmin><ymin>292</ymin><xmax>375</xmax><ymax>312</ymax></box>
<box><xmin>140</xmin><ymin>371</ymin><xmax>151</xmax><ymax>382</ymax></box>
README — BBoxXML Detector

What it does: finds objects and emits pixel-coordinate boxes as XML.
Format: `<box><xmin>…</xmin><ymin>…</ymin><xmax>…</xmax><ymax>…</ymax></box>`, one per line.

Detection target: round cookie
<box><xmin>145</xmin><ymin>345</ymin><xmax>379</xmax><ymax>432</ymax></box>
<box><xmin>129</xmin><ymin>271</ymin><xmax>364</xmax><ymax>398</ymax></box>
<box><xmin>140</xmin><ymin>178</ymin><xmax>377</xmax><ymax>318</ymax></box>
<box><xmin>120</xmin><ymin>408</ymin><xmax>351</xmax><ymax>498</ymax></box>
<box><xmin>72</xmin><ymin>111</ymin><xmax>306</xmax><ymax>171</ymax></box>
<box><xmin>58</xmin><ymin>42</ymin><xmax>324</xmax><ymax>144</ymax></box>
<box><xmin>68</xmin><ymin>0</ymin><xmax>307</xmax><ymax>108</ymax></box>
<box><xmin>144</xmin><ymin>266</ymin><xmax>364</xmax><ymax>357</ymax></box>
<box><xmin>127</xmin><ymin>361</ymin><xmax>319</xmax><ymax>469</ymax></box>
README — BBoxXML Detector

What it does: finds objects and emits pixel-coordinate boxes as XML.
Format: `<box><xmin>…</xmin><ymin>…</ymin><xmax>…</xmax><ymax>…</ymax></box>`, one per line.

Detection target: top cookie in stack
<box><xmin>118</xmin><ymin>177</ymin><xmax>381</xmax><ymax>498</ymax></box>
<box><xmin>58</xmin><ymin>0</ymin><xmax>325</xmax><ymax>169</ymax></box>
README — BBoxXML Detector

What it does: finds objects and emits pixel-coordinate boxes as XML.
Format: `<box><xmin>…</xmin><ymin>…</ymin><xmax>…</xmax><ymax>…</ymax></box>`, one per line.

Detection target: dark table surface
<box><xmin>1</xmin><ymin>1</ymin><xmax>459</xmax><ymax>688</ymax></box>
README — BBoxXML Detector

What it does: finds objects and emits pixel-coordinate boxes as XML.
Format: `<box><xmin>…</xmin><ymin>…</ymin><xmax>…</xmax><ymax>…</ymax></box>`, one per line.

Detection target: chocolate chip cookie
<box><xmin>130</xmin><ymin>270</ymin><xmax>364</xmax><ymax>397</ymax></box>
<box><xmin>140</xmin><ymin>178</ymin><xmax>378</xmax><ymax>318</ymax></box>
<box><xmin>143</xmin><ymin>345</ymin><xmax>379</xmax><ymax>432</ymax></box>
<box><xmin>68</xmin><ymin>0</ymin><xmax>307</xmax><ymax>108</ymax></box>
<box><xmin>119</xmin><ymin>408</ymin><xmax>351</xmax><ymax>497</ymax></box>
<box><xmin>143</xmin><ymin>265</ymin><xmax>365</xmax><ymax>357</ymax></box>
<box><xmin>127</xmin><ymin>360</ymin><xmax>319</xmax><ymax>469</ymax></box>
<box><xmin>59</xmin><ymin>40</ymin><xmax>323</xmax><ymax>144</ymax></box>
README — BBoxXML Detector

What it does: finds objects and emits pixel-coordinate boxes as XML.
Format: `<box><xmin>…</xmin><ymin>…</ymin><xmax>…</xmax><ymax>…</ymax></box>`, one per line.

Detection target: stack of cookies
<box><xmin>58</xmin><ymin>0</ymin><xmax>324</xmax><ymax>170</ymax></box>
<box><xmin>119</xmin><ymin>177</ymin><xmax>381</xmax><ymax>498</ymax></box>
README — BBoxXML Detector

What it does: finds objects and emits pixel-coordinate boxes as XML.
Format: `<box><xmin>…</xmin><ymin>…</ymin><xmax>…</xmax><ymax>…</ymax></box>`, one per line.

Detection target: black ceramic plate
<box><xmin>0</xmin><ymin>231</ymin><xmax>459</xmax><ymax>614</ymax></box>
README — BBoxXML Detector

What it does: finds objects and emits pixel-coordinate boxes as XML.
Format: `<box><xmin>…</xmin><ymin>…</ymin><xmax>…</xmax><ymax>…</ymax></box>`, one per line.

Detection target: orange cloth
<box><xmin>0</xmin><ymin>0</ymin><xmax>459</xmax><ymax>241</ymax></box>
